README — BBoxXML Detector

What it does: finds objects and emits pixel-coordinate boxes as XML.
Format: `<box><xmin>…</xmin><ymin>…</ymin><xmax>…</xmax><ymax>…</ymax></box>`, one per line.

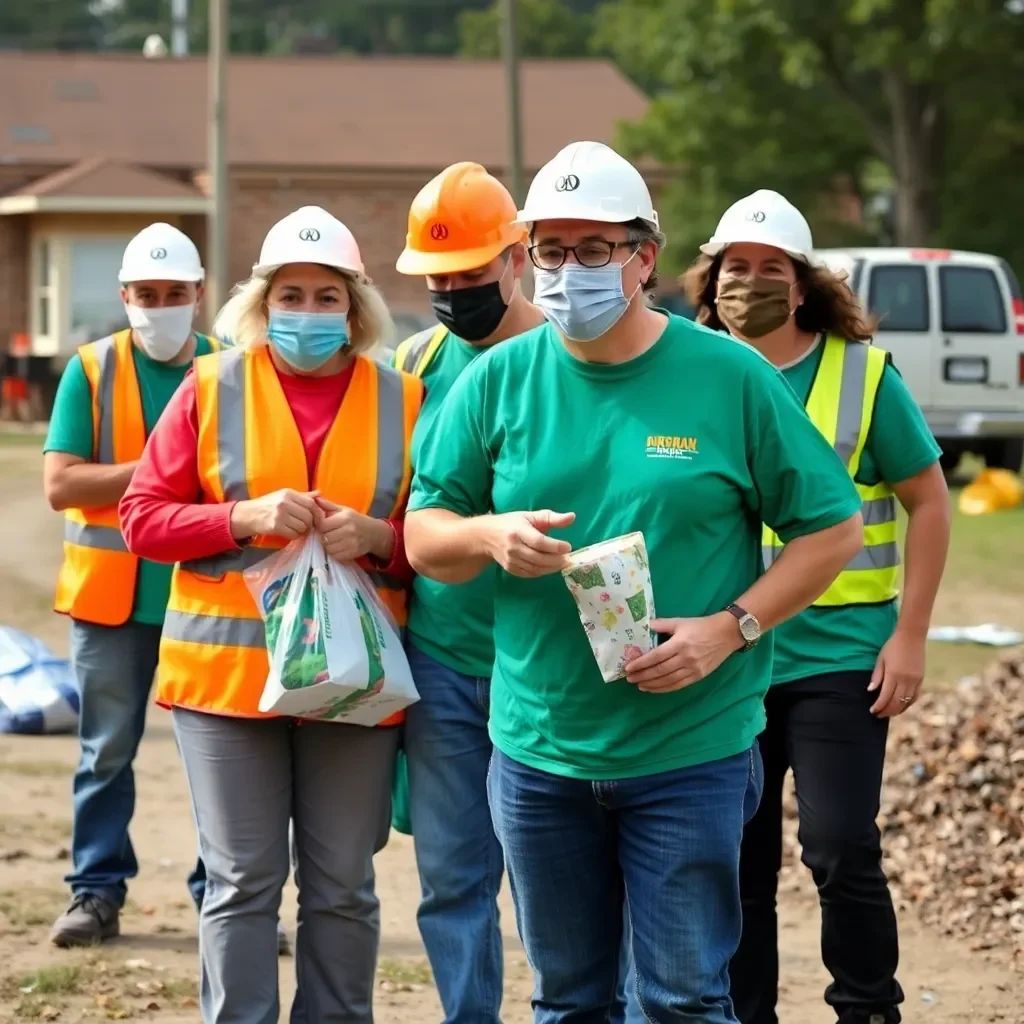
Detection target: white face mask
<box><xmin>125</xmin><ymin>303</ymin><xmax>195</xmax><ymax>361</ymax></box>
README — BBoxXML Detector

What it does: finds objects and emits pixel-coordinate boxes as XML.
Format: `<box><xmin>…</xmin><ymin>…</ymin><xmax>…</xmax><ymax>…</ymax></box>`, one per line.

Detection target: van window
<box><xmin>939</xmin><ymin>266</ymin><xmax>1007</xmax><ymax>333</ymax></box>
<box><xmin>868</xmin><ymin>265</ymin><xmax>929</xmax><ymax>332</ymax></box>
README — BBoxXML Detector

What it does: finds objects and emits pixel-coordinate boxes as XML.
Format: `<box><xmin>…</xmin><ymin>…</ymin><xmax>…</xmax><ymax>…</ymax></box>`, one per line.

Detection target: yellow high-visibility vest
<box><xmin>394</xmin><ymin>325</ymin><xmax>449</xmax><ymax>377</ymax></box>
<box><xmin>762</xmin><ymin>335</ymin><xmax>899</xmax><ymax>607</ymax></box>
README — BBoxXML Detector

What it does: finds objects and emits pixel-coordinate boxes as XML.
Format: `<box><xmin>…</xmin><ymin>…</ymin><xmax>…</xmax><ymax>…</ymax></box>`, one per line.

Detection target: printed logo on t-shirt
<box><xmin>645</xmin><ymin>434</ymin><xmax>699</xmax><ymax>460</ymax></box>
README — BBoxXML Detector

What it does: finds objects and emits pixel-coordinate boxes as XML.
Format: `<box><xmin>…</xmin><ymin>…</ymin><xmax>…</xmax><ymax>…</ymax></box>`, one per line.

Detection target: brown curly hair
<box><xmin>681</xmin><ymin>253</ymin><xmax>877</xmax><ymax>341</ymax></box>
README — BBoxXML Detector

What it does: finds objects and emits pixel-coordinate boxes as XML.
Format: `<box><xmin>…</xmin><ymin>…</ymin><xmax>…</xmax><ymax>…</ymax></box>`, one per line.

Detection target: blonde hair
<box><xmin>213</xmin><ymin>266</ymin><xmax>394</xmax><ymax>356</ymax></box>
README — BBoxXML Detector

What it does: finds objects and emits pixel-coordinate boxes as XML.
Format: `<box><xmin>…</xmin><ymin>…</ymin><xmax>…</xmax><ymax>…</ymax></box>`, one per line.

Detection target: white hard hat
<box><xmin>700</xmin><ymin>190</ymin><xmax>813</xmax><ymax>263</ymax></box>
<box><xmin>516</xmin><ymin>141</ymin><xmax>659</xmax><ymax>231</ymax></box>
<box><xmin>119</xmin><ymin>223</ymin><xmax>203</xmax><ymax>283</ymax></box>
<box><xmin>252</xmin><ymin>206</ymin><xmax>364</xmax><ymax>278</ymax></box>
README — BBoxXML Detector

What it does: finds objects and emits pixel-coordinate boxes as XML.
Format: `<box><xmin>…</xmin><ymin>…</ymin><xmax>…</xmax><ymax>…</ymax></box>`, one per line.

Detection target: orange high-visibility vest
<box><xmin>54</xmin><ymin>330</ymin><xmax>145</xmax><ymax>625</ymax></box>
<box><xmin>156</xmin><ymin>345</ymin><xmax>423</xmax><ymax>721</ymax></box>
<box><xmin>54</xmin><ymin>330</ymin><xmax>221</xmax><ymax>626</ymax></box>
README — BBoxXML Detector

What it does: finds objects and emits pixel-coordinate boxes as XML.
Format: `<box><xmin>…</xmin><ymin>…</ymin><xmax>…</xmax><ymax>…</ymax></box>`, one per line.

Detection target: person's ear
<box><xmin>509</xmin><ymin>243</ymin><xmax>527</xmax><ymax>278</ymax></box>
<box><xmin>638</xmin><ymin>241</ymin><xmax>657</xmax><ymax>286</ymax></box>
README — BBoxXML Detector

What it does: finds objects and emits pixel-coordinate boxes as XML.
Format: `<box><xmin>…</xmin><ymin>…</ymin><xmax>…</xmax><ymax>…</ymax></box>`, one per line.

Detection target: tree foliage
<box><xmin>458</xmin><ymin>0</ymin><xmax>599</xmax><ymax>59</ymax></box>
<box><xmin>594</xmin><ymin>0</ymin><xmax>1024</xmax><ymax>275</ymax></box>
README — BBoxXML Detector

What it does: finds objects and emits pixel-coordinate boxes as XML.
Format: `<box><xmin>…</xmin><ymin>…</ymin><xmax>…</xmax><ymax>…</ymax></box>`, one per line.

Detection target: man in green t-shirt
<box><xmin>392</xmin><ymin>162</ymin><xmax>551</xmax><ymax>1023</ymax></box>
<box><xmin>404</xmin><ymin>143</ymin><xmax>865</xmax><ymax>1023</ymax></box>
<box><xmin>42</xmin><ymin>224</ymin><xmax>216</xmax><ymax>949</ymax></box>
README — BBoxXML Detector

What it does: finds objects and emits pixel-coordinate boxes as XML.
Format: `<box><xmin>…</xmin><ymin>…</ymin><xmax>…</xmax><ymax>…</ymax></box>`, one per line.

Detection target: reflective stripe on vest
<box><xmin>394</xmin><ymin>325</ymin><xmax>449</xmax><ymax>378</ymax></box>
<box><xmin>158</xmin><ymin>346</ymin><xmax>423</xmax><ymax>719</ymax></box>
<box><xmin>762</xmin><ymin>336</ymin><xmax>899</xmax><ymax>607</ymax></box>
<box><xmin>53</xmin><ymin>330</ymin><xmax>144</xmax><ymax>626</ymax></box>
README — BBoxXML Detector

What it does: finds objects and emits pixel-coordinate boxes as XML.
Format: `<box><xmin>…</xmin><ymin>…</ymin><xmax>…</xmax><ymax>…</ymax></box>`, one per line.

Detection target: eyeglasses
<box><xmin>528</xmin><ymin>240</ymin><xmax>638</xmax><ymax>271</ymax></box>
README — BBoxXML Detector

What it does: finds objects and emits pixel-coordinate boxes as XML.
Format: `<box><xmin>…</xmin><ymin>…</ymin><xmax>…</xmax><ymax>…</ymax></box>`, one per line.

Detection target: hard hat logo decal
<box><xmin>150</xmin><ymin>247</ymin><xmax>167</xmax><ymax>259</ymax></box>
<box><xmin>299</xmin><ymin>228</ymin><xmax>321</xmax><ymax>242</ymax></box>
<box><xmin>555</xmin><ymin>175</ymin><xmax>581</xmax><ymax>193</ymax></box>
<box><xmin>429</xmin><ymin>223</ymin><xmax>449</xmax><ymax>241</ymax></box>
<box><xmin>746</xmin><ymin>211</ymin><xmax>766</xmax><ymax>223</ymax></box>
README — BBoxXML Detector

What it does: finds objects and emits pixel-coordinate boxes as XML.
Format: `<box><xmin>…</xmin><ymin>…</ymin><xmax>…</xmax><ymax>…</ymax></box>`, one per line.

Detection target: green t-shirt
<box><xmin>771</xmin><ymin>339</ymin><xmax>941</xmax><ymax>684</ymax></box>
<box><xmin>44</xmin><ymin>333</ymin><xmax>216</xmax><ymax>627</ymax></box>
<box><xmin>408</xmin><ymin>315</ymin><xmax>862</xmax><ymax>780</ymax></box>
<box><xmin>398</xmin><ymin>332</ymin><xmax>499</xmax><ymax>679</ymax></box>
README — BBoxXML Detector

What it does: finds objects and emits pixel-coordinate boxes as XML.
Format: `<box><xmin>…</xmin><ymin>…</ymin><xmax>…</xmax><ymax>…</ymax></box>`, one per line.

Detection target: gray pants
<box><xmin>172</xmin><ymin>709</ymin><xmax>398</xmax><ymax>1024</ymax></box>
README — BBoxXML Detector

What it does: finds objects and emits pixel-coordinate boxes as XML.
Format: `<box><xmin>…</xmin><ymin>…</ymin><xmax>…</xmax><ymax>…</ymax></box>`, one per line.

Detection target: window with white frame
<box><xmin>31</xmin><ymin>233</ymin><xmax>136</xmax><ymax>357</ymax></box>
<box><xmin>33</xmin><ymin>237</ymin><xmax>56</xmax><ymax>351</ymax></box>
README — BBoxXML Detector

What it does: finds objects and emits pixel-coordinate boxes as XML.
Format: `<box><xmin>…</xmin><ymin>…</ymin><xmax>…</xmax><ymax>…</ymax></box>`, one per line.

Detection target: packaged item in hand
<box><xmin>245</xmin><ymin>534</ymin><xmax>418</xmax><ymax>724</ymax></box>
<box><xmin>561</xmin><ymin>532</ymin><xmax>656</xmax><ymax>683</ymax></box>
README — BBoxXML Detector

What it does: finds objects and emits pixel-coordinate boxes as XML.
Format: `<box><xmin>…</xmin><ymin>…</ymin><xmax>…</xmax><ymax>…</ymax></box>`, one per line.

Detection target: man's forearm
<box><xmin>405</xmin><ymin>508</ymin><xmax>495</xmax><ymax>584</ymax></box>
<box><xmin>896</xmin><ymin>497</ymin><xmax>950</xmax><ymax>637</ymax></box>
<box><xmin>47</xmin><ymin>462</ymin><xmax>138</xmax><ymax>512</ymax></box>
<box><xmin>738</xmin><ymin>514</ymin><xmax>863</xmax><ymax>631</ymax></box>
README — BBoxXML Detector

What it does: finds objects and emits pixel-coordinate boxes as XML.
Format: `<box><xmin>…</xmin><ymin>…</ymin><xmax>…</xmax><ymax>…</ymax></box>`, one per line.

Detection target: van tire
<box><xmin>983</xmin><ymin>439</ymin><xmax>1024</xmax><ymax>473</ymax></box>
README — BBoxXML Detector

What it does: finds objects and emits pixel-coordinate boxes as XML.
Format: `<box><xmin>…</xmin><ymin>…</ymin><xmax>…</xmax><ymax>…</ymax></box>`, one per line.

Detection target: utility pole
<box><xmin>208</xmin><ymin>0</ymin><xmax>229</xmax><ymax>319</ymax></box>
<box><xmin>171</xmin><ymin>0</ymin><xmax>189</xmax><ymax>56</ymax></box>
<box><xmin>500</xmin><ymin>0</ymin><xmax>524</xmax><ymax>207</ymax></box>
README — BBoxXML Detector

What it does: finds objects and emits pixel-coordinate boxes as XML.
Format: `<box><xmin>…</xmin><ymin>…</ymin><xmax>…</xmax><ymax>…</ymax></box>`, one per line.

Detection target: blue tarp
<box><xmin>0</xmin><ymin>626</ymin><xmax>79</xmax><ymax>735</ymax></box>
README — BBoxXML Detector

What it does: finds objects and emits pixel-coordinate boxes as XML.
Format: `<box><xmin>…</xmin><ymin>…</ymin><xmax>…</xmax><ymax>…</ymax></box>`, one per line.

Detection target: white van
<box><xmin>814</xmin><ymin>247</ymin><xmax>1024</xmax><ymax>470</ymax></box>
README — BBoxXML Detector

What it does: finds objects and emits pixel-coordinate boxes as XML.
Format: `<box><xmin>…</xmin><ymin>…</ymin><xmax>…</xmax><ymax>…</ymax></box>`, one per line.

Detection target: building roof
<box><xmin>0</xmin><ymin>157</ymin><xmax>208</xmax><ymax>214</ymax></box>
<box><xmin>0</xmin><ymin>53</ymin><xmax>651</xmax><ymax>173</ymax></box>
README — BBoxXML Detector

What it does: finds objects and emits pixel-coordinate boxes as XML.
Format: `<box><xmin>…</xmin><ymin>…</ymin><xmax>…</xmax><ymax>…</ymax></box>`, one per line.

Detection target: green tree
<box><xmin>458</xmin><ymin>0</ymin><xmax>598</xmax><ymax>58</ymax></box>
<box><xmin>0</xmin><ymin>0</ymin><xmax>102</xmax><ymax>49</ymax></box>
<box><xmin>594</xmin><ymin>0</ymin><xmax>1024</xmax><ymax>272</ymax></box>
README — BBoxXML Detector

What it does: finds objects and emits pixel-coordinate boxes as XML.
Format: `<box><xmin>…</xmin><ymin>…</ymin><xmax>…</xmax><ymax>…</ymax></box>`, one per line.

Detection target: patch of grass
<box><xmin>120</xmin><ymin>976</ymin><xmax>197</xmax><ymax>1002</ymax></box>
<box><xmin>0</xmin><ymin>886</ymin><xmax>67</xmax><ymax>931</ymax></box>
<box><xmin>1</xmin><ymin>966</ymin><xmax>84</xmax><ymax>998</ymax></box>
<box><xmin>920</xmin><ymin>494</ymin><xmax>1024</xmax><ymax>691</ymax></box>
<box><xmin>0</xmin><ymin>430</ymin><xmax>44</xmax><ymax>448</ymax></box>
<box><xmin>0</xmin><ymin>760</ymin><xmax>71</xmax><ymax>779</ymax></box>
<box><xmin>11</xmin><ymin>995</ymin><xmax>65</xmax><ymax>1020</ymax></box>
<box><xmin>376</xmin><ymin>958</ymin><xmax>433</xmax><ymax>986</ymax></box>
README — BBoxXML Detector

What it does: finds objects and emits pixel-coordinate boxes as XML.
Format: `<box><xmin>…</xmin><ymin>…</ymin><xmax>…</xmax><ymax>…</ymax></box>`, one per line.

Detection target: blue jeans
<box><xmin>404</xmin><ymin>646</ymin><xmax>640</xmax><ymax>1023</ymax></box>
<box><xmin>67</xmin><ymin>620</ymin><xmax>204</xmax><ymax>910</ymax></box>
<box><xmin>488</xmin><ymin>746</ymin><xmax>764</xmax><ymax>1024</ymax></box>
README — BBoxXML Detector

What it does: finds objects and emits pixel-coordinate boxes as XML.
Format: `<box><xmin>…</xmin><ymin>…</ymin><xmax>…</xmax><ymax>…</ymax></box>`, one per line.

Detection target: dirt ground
<box><xmin>1</xmin><ymin>440</ymin><xmax>1022</xmax><ymax>1023</ymax></box>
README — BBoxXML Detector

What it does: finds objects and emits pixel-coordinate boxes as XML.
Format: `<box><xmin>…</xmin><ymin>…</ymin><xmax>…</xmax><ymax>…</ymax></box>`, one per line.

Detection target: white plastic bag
<box><xmin>244</xmin><ymin>534</ymin><xmax>418</xmax><ymax>725</ymax></box>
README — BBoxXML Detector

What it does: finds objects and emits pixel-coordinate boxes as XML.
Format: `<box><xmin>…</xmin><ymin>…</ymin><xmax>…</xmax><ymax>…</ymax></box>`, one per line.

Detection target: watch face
<box><xmin>740</xmin><ymin>616</ymin><xmax>760</xmax><ymax>642</ymax></box>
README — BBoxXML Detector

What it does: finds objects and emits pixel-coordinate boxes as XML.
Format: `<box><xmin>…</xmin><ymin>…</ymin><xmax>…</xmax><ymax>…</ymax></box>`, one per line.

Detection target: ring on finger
<box><xmin>899</xmin><ymin>695</ymin><xmax>913</xmax><ymax>704</ymax></box>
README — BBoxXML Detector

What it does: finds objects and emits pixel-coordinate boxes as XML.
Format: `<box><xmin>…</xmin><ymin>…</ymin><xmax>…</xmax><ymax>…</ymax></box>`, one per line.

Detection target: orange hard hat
<box><xmin>396</xmin><ymin>162</ymin><xmax>527</xmax><ymax>276</ymax></box>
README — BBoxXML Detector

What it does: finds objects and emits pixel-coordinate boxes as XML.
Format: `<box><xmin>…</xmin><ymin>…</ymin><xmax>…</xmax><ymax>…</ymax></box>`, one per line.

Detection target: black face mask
<box><xmin>429</xmin><ymin>280</ymin><xmax>509</xmax><ymax>342</ymax></box>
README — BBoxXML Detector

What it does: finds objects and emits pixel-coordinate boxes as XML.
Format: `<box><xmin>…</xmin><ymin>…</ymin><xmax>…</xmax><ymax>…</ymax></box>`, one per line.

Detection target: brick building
<box><xmin>0</xmin><ymin>51</ymin><xmax>657</xmax><ymax>362</ymax></box>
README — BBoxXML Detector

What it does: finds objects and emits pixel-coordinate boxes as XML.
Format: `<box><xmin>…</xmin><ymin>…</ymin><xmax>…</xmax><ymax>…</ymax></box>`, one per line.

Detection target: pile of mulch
<box><xmin>781</xmin><ymin>646</ymin><xmax>1024</xmax><ymax>967</ymax></box>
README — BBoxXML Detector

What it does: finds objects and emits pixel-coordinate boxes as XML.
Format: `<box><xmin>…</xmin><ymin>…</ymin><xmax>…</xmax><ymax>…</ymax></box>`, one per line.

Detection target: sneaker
<box><xmin>277</xmin><ymin>919</ymin><xmax>291</xmax><ymax>957</ymax></box>
<box><xmin>50</xmin><ymin>894</ymin><xmax>119</xmax><ymax>948</ymax></box>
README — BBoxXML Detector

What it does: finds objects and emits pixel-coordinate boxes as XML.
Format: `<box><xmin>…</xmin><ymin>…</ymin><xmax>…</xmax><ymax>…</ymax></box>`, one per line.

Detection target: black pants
<box><xmin>731</xmin><ymin>671</ymin><xmax>904</xmax><ymax>1024</ymax></box>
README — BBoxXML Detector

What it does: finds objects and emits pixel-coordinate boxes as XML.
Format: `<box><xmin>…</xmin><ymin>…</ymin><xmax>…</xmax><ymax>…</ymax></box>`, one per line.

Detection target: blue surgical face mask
<box><xmin>533</xmin><ymin>252</ymin><xmax>641</xmax><ymax>343</ymax></box>
<box><xmin>266</xmin><ymin>309</ymin><xmax>349</xmax><ymax>371</ymax></box>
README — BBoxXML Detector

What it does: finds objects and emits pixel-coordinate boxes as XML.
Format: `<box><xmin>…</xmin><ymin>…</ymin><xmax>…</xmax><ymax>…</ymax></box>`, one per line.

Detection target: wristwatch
<box><xmin>726</xmin><ymin>604</ymin><xmax>761</xmax><ymax>651</ymax></box>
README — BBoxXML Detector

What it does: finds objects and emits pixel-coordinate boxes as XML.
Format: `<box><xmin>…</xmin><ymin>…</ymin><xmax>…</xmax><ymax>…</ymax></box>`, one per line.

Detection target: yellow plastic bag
<box><xmin>959</xmin><ymin>468</ymin><xmax>1024</xmax><ymax>515</ymax></box>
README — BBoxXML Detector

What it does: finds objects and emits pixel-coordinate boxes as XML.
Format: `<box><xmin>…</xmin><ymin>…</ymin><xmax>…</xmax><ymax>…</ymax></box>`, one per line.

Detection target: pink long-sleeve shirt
<box><xmin>119</xmin><ymin>360</ymin><xmax>412</xmax><ymax>580</ymax></box>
